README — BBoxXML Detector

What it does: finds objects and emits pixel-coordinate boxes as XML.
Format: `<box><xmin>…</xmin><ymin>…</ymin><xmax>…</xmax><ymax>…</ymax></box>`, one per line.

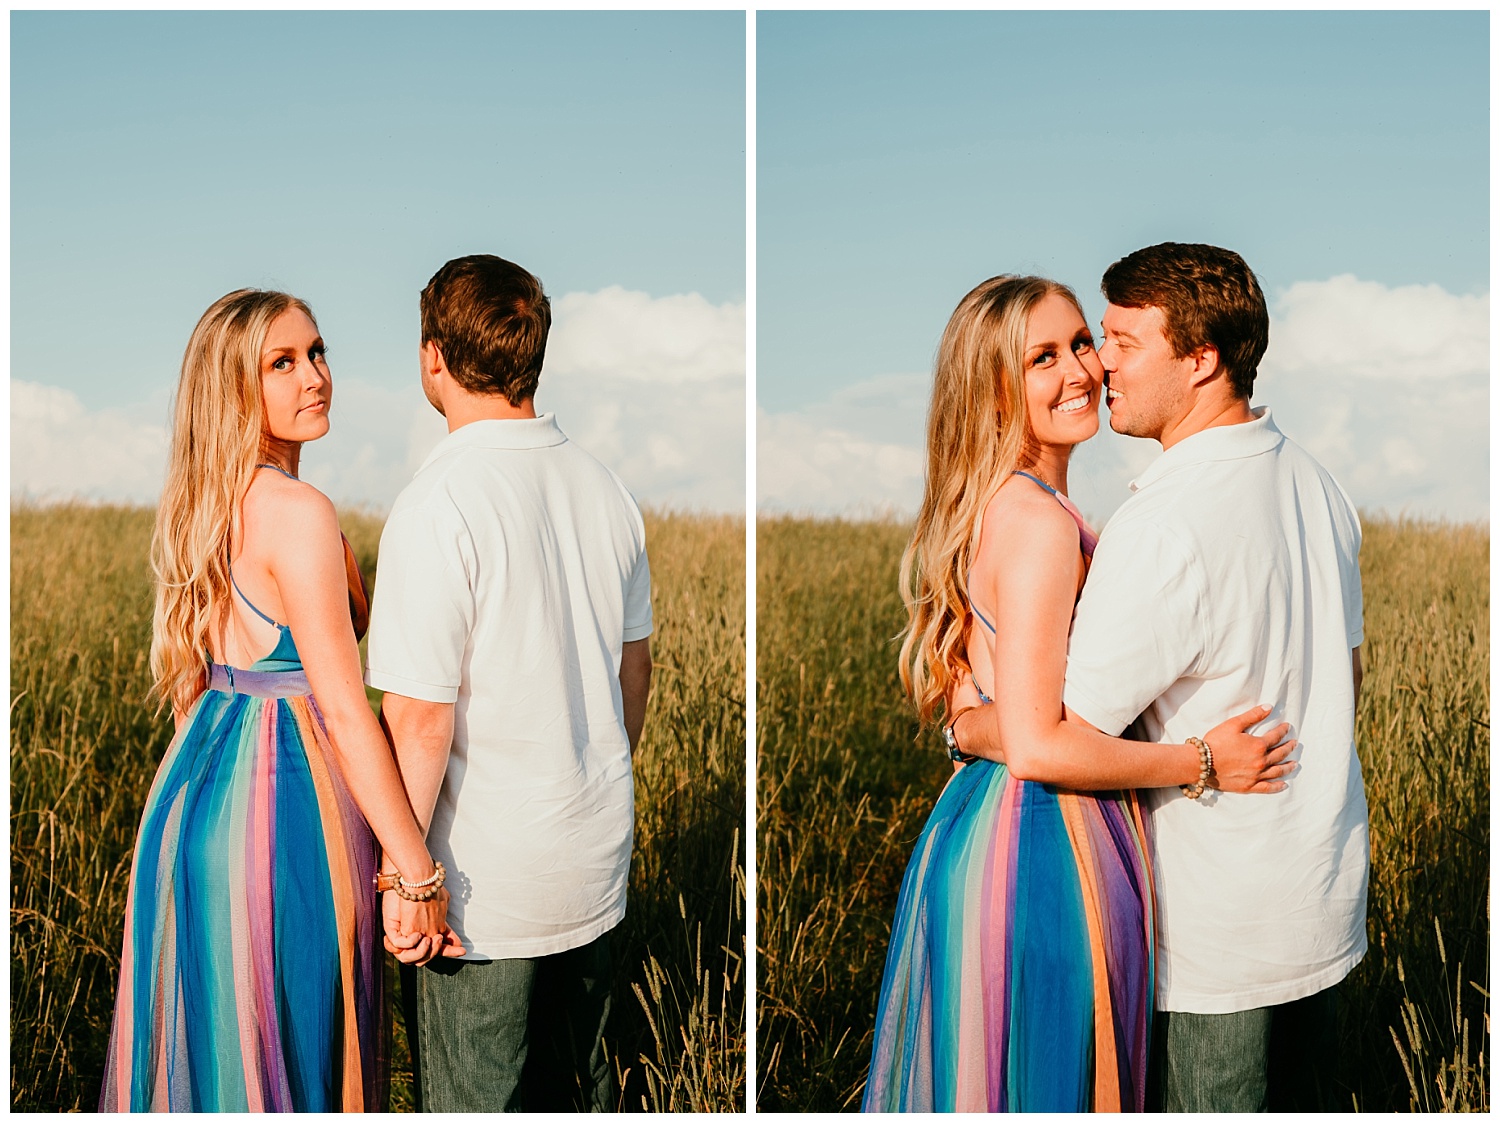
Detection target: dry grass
<box><xmin>10</xmin><ymin>504</ymin><xmax>745</xmax><ymax>1112</ymax></box>
<box><xmin>755</xmin><ymin>514</ymin><xmax>1488</xmax><ymax>1112</ymax></box>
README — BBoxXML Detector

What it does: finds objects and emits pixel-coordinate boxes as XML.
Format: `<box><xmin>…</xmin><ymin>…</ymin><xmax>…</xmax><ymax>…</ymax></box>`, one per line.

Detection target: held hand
<box><xmin>396</xmin><ymin>888</ymin><xmax>467</xmax><ymax>965</ymax></box>
<box><xmin>382</xmin><ymin>887</ymin><xmax>433</xmax><ymax>964</ymax></box>
<box><xmin>1205</xmin><ymin>705</ymin><xmax>1296</xmax><ymax>794</ymax></box>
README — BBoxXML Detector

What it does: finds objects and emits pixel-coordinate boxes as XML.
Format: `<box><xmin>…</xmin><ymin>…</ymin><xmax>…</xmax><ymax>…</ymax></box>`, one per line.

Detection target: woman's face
<box><xmin>260</xmin><ymin>307</ymin><xmax>332</xmax><ymax>444</ymax></box>
<box><xmin>1020</xmin><ymin>292</ymin><xmax>1102</xmax><ymax>450</ymax></box>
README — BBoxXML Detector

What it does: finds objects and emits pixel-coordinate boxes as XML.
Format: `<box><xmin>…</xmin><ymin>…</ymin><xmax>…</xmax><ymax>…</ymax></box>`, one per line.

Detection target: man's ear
<box><xmin>420</xmin><ymin>339</ymin><xmax>447</xmax><ymax>379</ymax></box>
<box><xmin>1187</xmin><ymin>343</ymin><xmax>1222</xmax><ymax>387</ymax></box>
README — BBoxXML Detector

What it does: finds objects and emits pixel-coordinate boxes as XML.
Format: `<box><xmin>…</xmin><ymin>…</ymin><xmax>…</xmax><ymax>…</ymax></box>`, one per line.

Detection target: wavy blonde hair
<box><xmin>150</xmin><ymin>289</ymin><xmax>314</xmax><ymax>713</ymax></box>
<box><xmin>897</xmin><ymin>276</ymin><xmax>1085</xmax><ymax>725</ymax></box>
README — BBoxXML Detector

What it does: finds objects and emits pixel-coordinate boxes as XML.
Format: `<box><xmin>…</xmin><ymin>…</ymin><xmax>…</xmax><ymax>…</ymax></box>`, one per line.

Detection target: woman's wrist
<box><xmin>1170</xmin><ymin>743</ymin><xmax>1201</xmax><ymax>786</ymax></box>
<box><xmin>382</xmin><ymin>843</ymin><xmax>437</xmax><ymax>885</ymax></box>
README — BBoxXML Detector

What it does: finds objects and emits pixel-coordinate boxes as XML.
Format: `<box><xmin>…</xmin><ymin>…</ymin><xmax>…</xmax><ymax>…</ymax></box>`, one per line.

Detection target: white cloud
<box><xmin>757</xmin><ymin>406</ymin><xmax>924</xmax><ymax>517</ymax></box>
<box><xmin>541</xmin><ymin>287</ymin><xmax>745</xmax><ymax>511</ymax></box>
<box><xmin>12</xmin><ymin>287</ymin><xmax>746</xmax><ymax>514</ymax></box>
<box><xmin>11</xmin><ymin>381</ymin><xmax>168</xmax><ymax>503</ymax></box>
<box><xmin>1255</xmin><ymin>276</ymin><xmax>1488</xmax><ymax>521</ymax></box>
<box><xmin>758</xmin><ymin>276</ymin><xmax>1489</xmax><ymax>524</ymax></box>
<box><xmin>547</xmin><ymin>287</ymin><xmax>745</xmax><ymax>386</ymax></box>
<box><xmin>1267</xmin><ymin>275</ymin><xmax>1487</xmax><ymax>382</ymax></box>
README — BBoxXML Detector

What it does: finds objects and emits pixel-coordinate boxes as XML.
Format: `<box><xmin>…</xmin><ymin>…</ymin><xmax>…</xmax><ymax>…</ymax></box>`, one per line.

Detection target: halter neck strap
<box><xmin>255</xmin><ymin>462</ymin><xmax>298</xmax><ymax>481</ymax></box>
<box><xmin>1012</xmin><ymin>469</ymin><xmax>1058</xmax><ymax>495</ymax></box>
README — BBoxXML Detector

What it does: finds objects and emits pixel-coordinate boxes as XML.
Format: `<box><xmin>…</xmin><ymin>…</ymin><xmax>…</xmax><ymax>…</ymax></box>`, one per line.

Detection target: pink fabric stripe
<box><xmin>248</xmin><ymin>701</ymin><xmax>291</xmax><ymax>1109</ymax></box>
<box><xmin>112</xmin><ymin>862</ymin><xmax>138</xmax><ymax>1111</ymax></box>
<box><xmin>229</xmin><ymin>711</ymin><xmax>263</xmax><ymax>1110</ymax></box>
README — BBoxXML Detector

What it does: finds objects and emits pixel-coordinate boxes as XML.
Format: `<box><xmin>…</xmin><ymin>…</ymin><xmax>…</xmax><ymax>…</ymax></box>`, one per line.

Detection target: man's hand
<box><xmin>382</xmin><ymin>887</ymin><xmax>432</xmax><ymax>964</ymax></box>
<box><xmin>381</xmin><ymin>887</ymin><xmax>467</xmax><ymax>966</ymax></box>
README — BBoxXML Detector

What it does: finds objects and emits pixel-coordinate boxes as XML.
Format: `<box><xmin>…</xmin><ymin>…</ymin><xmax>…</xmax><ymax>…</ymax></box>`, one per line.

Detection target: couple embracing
<box><xmin>865</xmin><ymin>243</ymin><xmax>1366</xmax><ymax>1112</ymax></box>
<box><xmin>99</xmin><ymin>255</ymin><xmax>652</xmax><ymax>1112</ymax></box>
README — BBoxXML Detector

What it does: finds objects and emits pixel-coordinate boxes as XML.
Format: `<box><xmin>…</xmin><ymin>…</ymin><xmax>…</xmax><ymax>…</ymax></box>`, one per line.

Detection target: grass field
<box><xmin>756</xmin><ymin>515</ymin><xmax>1489</xmax><ymax>1112</ymax></box>
<box><xmin>10</xmin><ymin>505</ymin><xmax>745</xmax><ymax>1112</ymax></box>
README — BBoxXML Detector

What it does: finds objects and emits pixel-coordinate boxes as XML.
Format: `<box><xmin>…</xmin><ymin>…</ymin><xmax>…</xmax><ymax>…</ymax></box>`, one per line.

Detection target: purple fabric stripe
<box><xmin>208</xmin><ymin>664</ymin><xmax>310</xmax><ymax>698</ymax></box>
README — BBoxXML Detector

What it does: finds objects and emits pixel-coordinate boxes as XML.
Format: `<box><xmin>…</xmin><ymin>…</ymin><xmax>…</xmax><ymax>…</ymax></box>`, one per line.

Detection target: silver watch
<box><xmin>943</xmin><ymin>721</ymin><xmax>974</xmax><ymax>763</ymax></box>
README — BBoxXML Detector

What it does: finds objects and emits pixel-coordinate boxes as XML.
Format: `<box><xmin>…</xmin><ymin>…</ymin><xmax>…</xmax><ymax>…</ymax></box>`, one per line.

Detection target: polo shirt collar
<box><xmin>419</xmin><ymin>412</ymin><xmax>568</xmax><ymax>472</ymax></box>
<box><xmin>1130</xmin><ymin>406</ymin><xmax>1284</xmax><ymax>493</ymax></box>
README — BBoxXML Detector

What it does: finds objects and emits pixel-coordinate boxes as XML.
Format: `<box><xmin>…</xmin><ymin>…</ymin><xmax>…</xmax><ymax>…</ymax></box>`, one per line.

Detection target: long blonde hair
<box><xmin>897</xmin><ymin>276</ymin><xmax>1084</xmax><ymax>725</ymax></box>
<box><xmin>150</xmin><ymin>289</ymin><xmax>315</xmax><ymax>713</ymax></box>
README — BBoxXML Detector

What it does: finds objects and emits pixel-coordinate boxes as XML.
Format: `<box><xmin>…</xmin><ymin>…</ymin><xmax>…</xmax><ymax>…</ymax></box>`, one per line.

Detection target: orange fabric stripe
<box><xmin>1057</xmin><ymin>792</ymin><xmax>1121</xmax><ymax>1113</ymax></box>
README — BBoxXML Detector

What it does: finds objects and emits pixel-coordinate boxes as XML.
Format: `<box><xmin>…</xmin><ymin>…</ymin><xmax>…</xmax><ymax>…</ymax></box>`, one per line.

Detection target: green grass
<box><xmin>756</xmin><ymin>514</ymin><xmax>1488</xmax><ymax>1112</ymax></box>
<box><xmin>10</xmin><ymin>504</ymin><xmax>745</xmax><ymax>1112</ymax></box>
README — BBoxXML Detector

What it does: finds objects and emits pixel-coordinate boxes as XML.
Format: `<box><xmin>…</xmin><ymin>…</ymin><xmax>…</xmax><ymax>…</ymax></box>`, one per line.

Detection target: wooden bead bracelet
<box><xmin>1182</xmin><ymin>737</ymin><xmax>1215</xmax><ymax>800</ymax></box>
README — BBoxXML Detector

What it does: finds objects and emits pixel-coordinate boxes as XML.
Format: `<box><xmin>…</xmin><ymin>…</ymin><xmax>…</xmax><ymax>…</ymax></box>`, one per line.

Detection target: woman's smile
<box><xmin>1054</xmin><ymin>389</ymin><xmax>1091</xmax><ymax>414</ymax></box>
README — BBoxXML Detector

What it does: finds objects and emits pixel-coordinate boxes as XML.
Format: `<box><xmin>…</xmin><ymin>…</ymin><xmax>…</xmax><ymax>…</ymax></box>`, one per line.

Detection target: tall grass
<box><xmin>756</xmin><ymin>514</ymin><xmax>1488</xmax><ymax>1112</ymax></box>
<box><xmin>10</xmin><ymin>504</ymin><xmax>745</xmax><ymax>1112</ymax></box>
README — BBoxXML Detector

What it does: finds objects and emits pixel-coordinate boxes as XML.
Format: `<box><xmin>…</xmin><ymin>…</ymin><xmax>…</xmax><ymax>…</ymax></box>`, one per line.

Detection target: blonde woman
<box><xmin>862</xmin><ymin>277</ymin><xmax>1293</xmax><ymax>1112</ymax></box>
<box><xmin>100</xmin><ymin>291</ymin><xmax>461</xmax><ymax>1112</ymax></box>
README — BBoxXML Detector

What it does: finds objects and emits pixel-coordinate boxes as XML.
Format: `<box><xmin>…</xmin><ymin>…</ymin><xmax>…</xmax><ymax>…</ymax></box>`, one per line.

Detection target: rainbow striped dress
<box><xmin>100</xmin><ymin>545</ymin><xmax>382</xmax><ymax>1112</ymax></box>
<box><xmin>863</xmin><ymin>473</ymin><xmax>1155</xmax><ymax>1112</ymax></box>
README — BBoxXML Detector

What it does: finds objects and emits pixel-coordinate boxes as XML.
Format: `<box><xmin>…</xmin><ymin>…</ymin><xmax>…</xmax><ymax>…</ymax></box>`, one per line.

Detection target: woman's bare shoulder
<box><xmin>975</xmin><ymin>476</ymin><xmax>1081</xmax><ymax>572</ymax></box>
<box><xmin>242</xmin><ymin>472</ymin><xmax>339</xmax><ymax>556</ymax></box>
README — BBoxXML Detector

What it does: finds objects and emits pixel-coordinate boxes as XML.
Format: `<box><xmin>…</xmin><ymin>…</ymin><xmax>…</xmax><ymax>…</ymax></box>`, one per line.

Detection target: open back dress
<box><xmin>100</xmin><ymin>513</ymin><xmax>382</xmax><ymax>1112</ymax></box>
<box><xmin>862</xmin><ymin>471</ymin><xmax>1155</xmax><ymax>1112</ymax></box>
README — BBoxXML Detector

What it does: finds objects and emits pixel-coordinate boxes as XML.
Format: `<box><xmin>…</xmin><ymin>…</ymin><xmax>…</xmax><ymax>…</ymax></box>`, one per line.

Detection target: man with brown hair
<box><xmin>1070</xmin><ymin>242</ymin><xmax>1367</xmax><ymax>1110</ymax></box>
<box><xmin>365</xmin><ymin>254</ymin><xmax>654</xmax><ymax>1110</ymax></box>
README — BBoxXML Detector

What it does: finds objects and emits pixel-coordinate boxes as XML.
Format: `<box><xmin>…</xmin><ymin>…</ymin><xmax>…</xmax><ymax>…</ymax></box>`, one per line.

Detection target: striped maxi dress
<box><xmin>100</xmin><ymin>541</ymin><xmax>382</xmax><ymax>1112</ymax></box>
<box><xmin>863</xmin><ymin>474</ymin><xmax>1155</xmax><ymax>1112</ymax></box>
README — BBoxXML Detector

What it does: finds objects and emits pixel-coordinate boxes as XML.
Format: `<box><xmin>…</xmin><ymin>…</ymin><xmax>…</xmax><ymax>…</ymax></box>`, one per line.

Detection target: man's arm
<box><xmin>1352</xmin><ymin>646</ymin><xmax>1363</xmax><ymax>710</ymax></box>
<box><xmin>376</xmin><ymin>692</ymin><xmax>462</xmax><ymax>960</ymax></box>
<box><xmin>379</xmin><ymin>693</ymin><xmax>456</xmax><ymax>836</ymax></box>
<box><xmin>620</xmin><ymin>638</ymin><xmax>652</xmax><ymax>755</ymax></box>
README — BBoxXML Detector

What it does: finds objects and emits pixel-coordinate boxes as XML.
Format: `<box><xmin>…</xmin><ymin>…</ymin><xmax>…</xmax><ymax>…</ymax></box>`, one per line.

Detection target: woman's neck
<box><xmin>259</xmin><ymin>437</ymin><xmax>301</xmax><ymax>478</ymax></box>
<box><xmin>1018</xmin><ymin>443</ymin><xmax>1072</xmax><ymax>496</ymax></box>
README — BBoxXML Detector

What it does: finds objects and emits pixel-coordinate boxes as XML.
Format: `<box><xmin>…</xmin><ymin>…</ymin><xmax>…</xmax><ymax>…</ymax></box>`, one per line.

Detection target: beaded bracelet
<box><xmin>393</xmin><ymin>861</ymin><xmax>447</xmax><ymax>902</ymax></box>
<box><xmin>401</xmin><ymin>863</ymin><xmax>444</xmax><ymax>889</ymax></box>
<box><xmin>1181</xmin><ymin>736</ymin><xmax>1215</xmax><ymax>800</ymax></box>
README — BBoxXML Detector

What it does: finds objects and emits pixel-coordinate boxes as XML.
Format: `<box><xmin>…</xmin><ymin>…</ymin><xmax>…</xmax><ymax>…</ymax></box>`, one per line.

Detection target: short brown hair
<box><xmin>420</xmin><ymin>255</ymin><xmax>551</xmax><ymax>403</ymax></box>
<box><xmin>1101</xmin><ymin>242</ymin><xmax>1268</xmax><ymax>399</ymax></box>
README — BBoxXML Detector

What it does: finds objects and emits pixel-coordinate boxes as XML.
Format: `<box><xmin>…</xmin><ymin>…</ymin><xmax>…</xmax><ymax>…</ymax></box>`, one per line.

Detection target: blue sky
<box><xmin>13</xmin><ymin>12</ymin><xmax>745</xmax><ymax>510</ymax></box>
<box><xmin>758</xmin><ymin>11</ymin><xmax>1489</xmax><ymax>521</ymax></box>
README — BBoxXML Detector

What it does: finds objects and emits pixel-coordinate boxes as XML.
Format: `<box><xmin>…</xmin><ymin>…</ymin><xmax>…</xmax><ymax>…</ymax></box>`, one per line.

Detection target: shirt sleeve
<box><xmin>1063</xmin><ymin>518</ymin><xmax>1208</xmax><ymax>736</ymax></box>
<box><xmin>622</xmin><ymin>546</ymin><xmax>653</xmax><ymax>642</ymax></box>
<box><xmin>1344</xmin><ymin>510</ymin><xmax>1365</xmax><ymax>649</ymax></box>
<box><xmin>363</xmin><ymin>500</ymin><xmax>475</xmax><ymax>703</ymax></box>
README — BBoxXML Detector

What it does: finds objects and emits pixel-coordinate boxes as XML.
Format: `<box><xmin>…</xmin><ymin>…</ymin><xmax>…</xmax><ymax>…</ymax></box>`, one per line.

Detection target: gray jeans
<box><xmin>1148</xmin><ymin>985</ymin><xmax>1341</xmax><ymax>1112</ymax></box>
<box><xmin>401</xmin><ymin>930</ymin><xmax>615</xmax><ymax>1113</ymax></box>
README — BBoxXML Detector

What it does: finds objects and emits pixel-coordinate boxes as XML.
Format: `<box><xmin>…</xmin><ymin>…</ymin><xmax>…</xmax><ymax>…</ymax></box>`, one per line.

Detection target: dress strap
<box><xmin>230</xmin><ymin>464</ymin><xmax>295</xmax><ymax>628</ymax></box>
<box><xmin>970</xmin><ymin>470</ymin><xmax>1090</xmax><ymax>636</ymax></box>
<box><xmin>228</xmin><ymin>561</ymin><xmax>283</xmax><ymax>629</ymax></box>
<box><xmin>1012</xmin><ymin>469</ymin><xmax>1057</xmax><ymax>495</ymax></box>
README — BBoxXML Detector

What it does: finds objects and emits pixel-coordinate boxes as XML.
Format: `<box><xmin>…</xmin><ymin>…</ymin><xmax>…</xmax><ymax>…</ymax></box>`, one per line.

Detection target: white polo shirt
<box><xmin>365</xmin><ymin>413</ymin><xmax>652</xmax><ymax>959</ymax></box>
<box><xmin>1063</xmin><ymin>408</ymin><xmax>1366</xmax><ymax>1014</ymax></box>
